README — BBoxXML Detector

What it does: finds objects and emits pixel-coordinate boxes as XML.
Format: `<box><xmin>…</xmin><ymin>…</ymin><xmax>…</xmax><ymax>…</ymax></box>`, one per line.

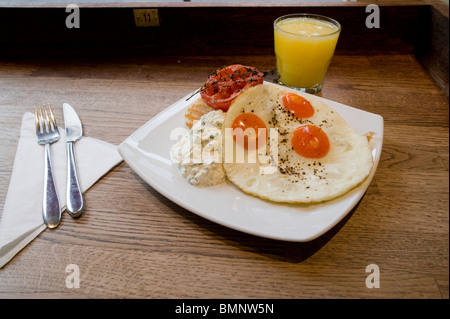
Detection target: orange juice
<box><xmin>274</xmin><ymin>14</ymin><xmax>340</xmax><ymax>93</ymax></box>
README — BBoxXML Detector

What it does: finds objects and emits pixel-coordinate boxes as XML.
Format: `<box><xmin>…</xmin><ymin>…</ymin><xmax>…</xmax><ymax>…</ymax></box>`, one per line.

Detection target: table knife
<box><xmin>63</xmin><ymin>103</ymin><xmax>84</xmax><ymax>218</ymax></box>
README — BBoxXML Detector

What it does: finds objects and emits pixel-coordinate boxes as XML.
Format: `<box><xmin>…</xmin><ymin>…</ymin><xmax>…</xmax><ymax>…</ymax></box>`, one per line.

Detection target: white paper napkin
<box><xmin>0</xmin><ymin>112</ymin><xmax>123</xmax><ymax>268</ymax></box>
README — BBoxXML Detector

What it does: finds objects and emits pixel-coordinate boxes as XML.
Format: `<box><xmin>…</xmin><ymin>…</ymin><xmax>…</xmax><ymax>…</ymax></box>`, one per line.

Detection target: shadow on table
<box><xmin>134</xmin><ymin>171</ymin><xmax>360</xmax><ymax>263</ymax></box>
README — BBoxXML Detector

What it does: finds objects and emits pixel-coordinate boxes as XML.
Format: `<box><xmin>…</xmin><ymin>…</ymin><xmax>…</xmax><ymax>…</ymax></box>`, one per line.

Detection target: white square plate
<box><xmin>118</xmin><ymin>82</ymin><xmax>383</xmax><ymax>241</ymax></box>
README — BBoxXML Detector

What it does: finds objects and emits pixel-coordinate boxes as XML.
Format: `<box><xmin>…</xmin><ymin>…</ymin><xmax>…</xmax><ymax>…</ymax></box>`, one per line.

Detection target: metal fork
<box><xmin>35</xmin><ymin>104</ymin><xmax>61</xmax><ymax>229</ymax></box>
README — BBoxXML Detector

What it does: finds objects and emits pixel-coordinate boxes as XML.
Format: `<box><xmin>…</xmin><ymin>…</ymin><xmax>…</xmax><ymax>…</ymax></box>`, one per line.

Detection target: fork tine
<box><xmin>47</xmin><ymin>103</ymin><xmax>57</xmax><ymax>131</ymax></box>
<box><xmin>38</xmin><ymin>106</ymin><xmax>46</xmax><ymax>133</ymax></box>
<box><xmin>42</xmin><ymin>105</ymin><xmax>50</xmax><ymax>133</ymax></box>
<box><xmin>35</xmin><ymin>107</ymin><xmax>40</xmax><ymax>132</ymax></box>
<box><xmin>38</xmin><ymin>106</ymin><xmax>44</xmax><ymax>133</ymax></box>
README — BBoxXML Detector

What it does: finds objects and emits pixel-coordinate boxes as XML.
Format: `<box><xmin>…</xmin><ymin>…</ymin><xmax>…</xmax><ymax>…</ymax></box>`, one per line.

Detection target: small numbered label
<box><xmin>133</xmin><ymin>9</ymin><xmax>160</xmax><ymax>27</ymax></box>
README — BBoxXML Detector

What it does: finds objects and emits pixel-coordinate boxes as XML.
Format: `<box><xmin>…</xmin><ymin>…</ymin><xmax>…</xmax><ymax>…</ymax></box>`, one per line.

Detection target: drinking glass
<box><xmin>274</xmin><ymin>13</ymin><xmax>341</xmax><ymax>94</ymax></box>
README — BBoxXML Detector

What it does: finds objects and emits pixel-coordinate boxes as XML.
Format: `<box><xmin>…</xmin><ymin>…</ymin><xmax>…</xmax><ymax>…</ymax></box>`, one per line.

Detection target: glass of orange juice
<box><xmin>274</xmin><ymin>13</ymin><xmax>341</xmax><ymax>94</ymax></box>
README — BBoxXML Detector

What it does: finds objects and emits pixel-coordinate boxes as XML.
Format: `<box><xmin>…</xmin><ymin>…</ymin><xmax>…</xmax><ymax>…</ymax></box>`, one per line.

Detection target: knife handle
<box><xmin>66</xmin><ymin>142</ymin><xmax>84</xmax><ymax>218</ymax></box>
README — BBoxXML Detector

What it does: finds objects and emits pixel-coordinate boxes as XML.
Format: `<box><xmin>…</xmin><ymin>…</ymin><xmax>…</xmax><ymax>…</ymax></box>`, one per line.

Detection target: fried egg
<box><xmin>223</xmin><ymin>83</ymin><xmax>373</xmax><ymax>203</ymax></box>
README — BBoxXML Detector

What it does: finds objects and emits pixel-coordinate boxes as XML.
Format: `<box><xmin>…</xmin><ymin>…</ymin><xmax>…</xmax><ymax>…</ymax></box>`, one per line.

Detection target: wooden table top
<box><xmin>0</xmin><ymin>53</ymin><xmax>448</xmax><ymax>299</ymax></box>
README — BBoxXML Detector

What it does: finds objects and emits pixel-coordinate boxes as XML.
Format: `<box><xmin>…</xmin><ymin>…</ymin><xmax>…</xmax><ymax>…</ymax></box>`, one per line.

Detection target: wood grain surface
<box><xmin>0</xmin><ymin>53</ymin><xmax>448</xmax><ymax>299</ymax></box>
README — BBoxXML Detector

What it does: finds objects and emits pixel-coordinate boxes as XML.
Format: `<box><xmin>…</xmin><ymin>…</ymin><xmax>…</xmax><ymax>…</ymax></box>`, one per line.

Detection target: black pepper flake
<box><xmin>278</xmin><ymin>165</ymin><xmax>301</xmax><ymax>176</ymax></box>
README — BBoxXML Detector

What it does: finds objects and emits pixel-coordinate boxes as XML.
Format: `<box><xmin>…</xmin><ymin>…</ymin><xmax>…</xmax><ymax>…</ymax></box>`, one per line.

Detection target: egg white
<box><xmin>223</xmin><ymin>83</ymin><xmax>373</xmax><ymax>203</ymax></box>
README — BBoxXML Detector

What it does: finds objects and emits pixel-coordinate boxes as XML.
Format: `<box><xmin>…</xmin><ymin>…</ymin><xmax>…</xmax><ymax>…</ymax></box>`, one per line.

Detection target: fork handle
<box><xmin>66</xmin><ymin>142</ymin><xmax>84</xmax><ymax>218</ymax></box>
<box><xmin>43</xmin><ymin>144</ymin><xmax>61</xmax><ymax>229</ymax></box>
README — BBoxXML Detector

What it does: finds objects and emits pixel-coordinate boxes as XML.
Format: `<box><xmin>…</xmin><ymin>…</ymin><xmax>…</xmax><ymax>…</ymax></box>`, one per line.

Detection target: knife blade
<box><xmin>63</xmin><ymin>102</ymin><xmax>84</xmax><ymax>218</ymax></box>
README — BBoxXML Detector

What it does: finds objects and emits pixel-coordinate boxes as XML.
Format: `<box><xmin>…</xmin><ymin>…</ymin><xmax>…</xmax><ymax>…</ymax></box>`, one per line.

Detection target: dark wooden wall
<box><xmin>0</xmin><ymin>1</ymin><xmax>447</xmax><ymax>95</ymax></box>
<box><xmin>0</xmin><ymin>2</ymin><xmax>431</xmax><ymax>57</ymax></box>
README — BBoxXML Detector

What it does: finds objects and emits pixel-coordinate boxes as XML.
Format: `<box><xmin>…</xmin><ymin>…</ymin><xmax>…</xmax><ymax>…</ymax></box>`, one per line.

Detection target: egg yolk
<box><xmin>291</xmin><ymin>125</ymin><xmax>330</xmax><ymax>158</ymax></box>
<box><xmin>282</xmin><ymin>93</ymin><xmax>314</xmax><ymax>118</ymax></box>
<box><xmin>232</xmin><ymin>113</ymin><xmax>267</xmax><ymax>150</ymax></box>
